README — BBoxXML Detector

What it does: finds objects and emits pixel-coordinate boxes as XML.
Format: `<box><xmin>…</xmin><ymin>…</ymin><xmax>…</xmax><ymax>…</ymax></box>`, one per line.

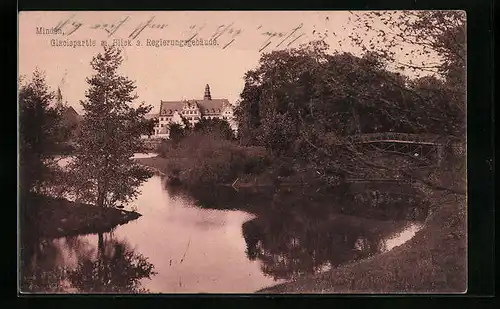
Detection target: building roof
<box><xmin>62</xmin><ymin>106</ymin><xmax>82</xmax><ymax>124</ymax></box>
<box><xmin>159</xmin><ymin>101</ymin><xmax>185</xmax><ymax>116</ymax></box>
<box><xmin>159</xmin><ymin>99</ymin><xmax>230</xmax><ymax>116</ymax></box>
<box><xmin>189</xmin><ymin>99</ymin><xmax>230</xmax><ymax>114</ymax></box>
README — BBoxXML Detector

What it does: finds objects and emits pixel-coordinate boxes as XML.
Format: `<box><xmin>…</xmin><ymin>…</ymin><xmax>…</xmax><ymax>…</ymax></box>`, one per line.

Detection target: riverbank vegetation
<box><xmin>19</xmin><ymin>47</ymin><xmax>157</xmax><ymax>293</ymax></box>
<box><xmin>155</xmin><ymin>131</ymin><xmax>271</xmax><ymax>187</ymax></box>
<box><xmin>19</xmin><ymin>47</ymin><xmax>154</xmax><ymax>240</ymax></box>
<box><xmin>149</xmin><ymin>119</ymin><xmax>328</xmax><ymax>190</ymax></box>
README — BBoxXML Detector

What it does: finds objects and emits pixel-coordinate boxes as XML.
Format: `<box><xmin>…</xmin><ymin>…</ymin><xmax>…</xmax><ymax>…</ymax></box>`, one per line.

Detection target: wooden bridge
<box><xmin>344</xmin><ymin>132</ymin><xmax>449</xmax><ymax>165</ymax></box>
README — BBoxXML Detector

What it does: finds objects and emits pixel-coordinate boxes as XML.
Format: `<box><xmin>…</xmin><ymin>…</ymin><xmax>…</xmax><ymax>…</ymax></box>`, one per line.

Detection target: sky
<box><xmin>18</xmin><ymin>11</ymin><xmax>431</xmax><ymax>115</ymax></box>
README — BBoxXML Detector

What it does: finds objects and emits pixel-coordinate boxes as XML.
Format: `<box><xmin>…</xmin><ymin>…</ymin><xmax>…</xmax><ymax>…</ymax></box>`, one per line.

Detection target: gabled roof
<box><xmin>62</xmin><ymin>106</ymin><xmax>82</xmax><ymax>124</ymax></box>
<box><xmin>188</xmin><ymin>99</ymin><xmax>230</xmax><ymax>114</ymax></box>
<box><xmin>159</xmin><ymin>101</ymin><xmax>185</xmax><ymax>115</ymax></box>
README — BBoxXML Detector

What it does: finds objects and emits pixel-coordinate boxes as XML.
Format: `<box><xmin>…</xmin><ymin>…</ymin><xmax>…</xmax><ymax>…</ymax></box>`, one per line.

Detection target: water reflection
<box><xmin>21</xmin><ymin>158</ymin><xmax>429</xmax><ymax>293</ymax></box>
<box><xmin>166</xmin><ymin>179</ymin><xmax>427</xmax><ymax>282</ymax></box>
<box><xmin>345</xmin><ymin>188</ymin><xmax>429</xmax><ymax>221</ymax></box>
<box><xmin>20</xmin><ymin>231</ymin><xmax>156</xmax><ymax>293</ymax></box>
<box><xmin>381</xmin><ymin>223</ymin><xmax>423</xmax><ymax>252</ymax></box>
<box><xmin>241</xmin><ymin>211</ymin><xmax>417</xmax><ymax>281</ymax></box>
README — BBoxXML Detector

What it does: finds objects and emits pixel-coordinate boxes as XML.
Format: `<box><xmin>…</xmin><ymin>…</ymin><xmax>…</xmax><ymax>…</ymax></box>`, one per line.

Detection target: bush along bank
<box><xmin>137</xmin><ymin>133</ymin><xmax>330</xmax><ymax>192</ymax></box>
<box><xmin>141</xmin><ymin>133</ymin><xmax>274</xmax><ymax>187</ymax></box>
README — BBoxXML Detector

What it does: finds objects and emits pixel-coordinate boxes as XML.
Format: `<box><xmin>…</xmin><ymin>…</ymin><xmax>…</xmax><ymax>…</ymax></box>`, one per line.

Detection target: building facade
<box><xmin>147</xmin><ymin>84</ymin><xmax>237</xmax><ymax>138</ymax></box>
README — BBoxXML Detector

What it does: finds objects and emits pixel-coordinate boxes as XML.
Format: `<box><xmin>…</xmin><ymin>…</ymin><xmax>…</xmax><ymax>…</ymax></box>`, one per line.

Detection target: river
<box><xmin>20</xmin><ymin>154</ymin><xmax>426</xmax><ymax>293</ymax></box>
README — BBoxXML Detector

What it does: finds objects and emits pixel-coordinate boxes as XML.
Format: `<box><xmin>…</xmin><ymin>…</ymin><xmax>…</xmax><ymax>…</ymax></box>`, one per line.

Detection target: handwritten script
<box><xmin>51</xmin><ymin>14</ymin><xmax>323</xmax><ymax>52</ymax></box>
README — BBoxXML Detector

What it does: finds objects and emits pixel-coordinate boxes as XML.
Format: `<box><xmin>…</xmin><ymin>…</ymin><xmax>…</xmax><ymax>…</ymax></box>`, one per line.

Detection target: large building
<box><xmin>147</xmin><ymin>84</ymin><xmax>237</xmax><ymax>138</ymax></box>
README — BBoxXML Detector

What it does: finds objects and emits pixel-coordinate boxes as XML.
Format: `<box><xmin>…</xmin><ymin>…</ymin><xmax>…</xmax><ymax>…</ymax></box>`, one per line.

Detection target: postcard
<box><xmin>18</xmin><ymin>10</ymin><xmax>467</xmax><ymax>294</ymax></box>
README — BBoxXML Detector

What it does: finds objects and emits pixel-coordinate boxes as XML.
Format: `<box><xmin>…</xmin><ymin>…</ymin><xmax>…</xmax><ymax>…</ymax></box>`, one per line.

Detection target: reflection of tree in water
<box><xmin>347</xmin><ymin>190</ymin><xmax>429</xmax><ymax>221</ymax></box>
<box><xmin>166</xmin><ymin>180</ymin><xmax>276</xmax><ymax>212</ymax></box>
<box><xmin>68</xmin><ymin>233</ymin><xmax>156</xmax><ymax>293</ymax></box>
<box><xmin>20</xmin><ymin>231</ymin><xmax>156</xmax><ymax>293</ymax></box>
<box><xmin>242</xmin><ymin>210</ymin><xmax>397</xmax><ymax>281</ymax></box>
<box><xmin>20</xmin><ymin>233</ymin><xmax>70</xmax><ymax>293</ymax></box>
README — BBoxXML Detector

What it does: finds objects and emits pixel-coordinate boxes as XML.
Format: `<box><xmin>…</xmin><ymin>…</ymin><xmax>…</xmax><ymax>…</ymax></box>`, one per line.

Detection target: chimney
<box><xmin>204</xmin><ymin>84</ymin><xmax>211</xmax><ymax>100</ymax></box>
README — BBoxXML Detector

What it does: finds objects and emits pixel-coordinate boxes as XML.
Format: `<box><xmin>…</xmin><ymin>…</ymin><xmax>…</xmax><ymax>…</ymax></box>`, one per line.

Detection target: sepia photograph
<box><xmin>18</xmin><ymin>10</ymin><xmax>467</xmax><ymax>294</ymax></box>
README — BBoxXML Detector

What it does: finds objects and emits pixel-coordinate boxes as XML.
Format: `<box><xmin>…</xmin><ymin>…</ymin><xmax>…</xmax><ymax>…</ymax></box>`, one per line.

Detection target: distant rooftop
<box><xmin>158</xmin><ymin>84</ymin><xmax>231</xmax><ymax>116</ymax></box>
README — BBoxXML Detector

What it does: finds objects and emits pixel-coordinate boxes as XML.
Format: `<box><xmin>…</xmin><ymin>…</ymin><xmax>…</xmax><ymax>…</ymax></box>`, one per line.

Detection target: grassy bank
<box><xmin>23</xmin><ymin>194</ymin><xmax>142</xmax><ymax>238</ymax></box>
<box><xmin>257</xmin><ymin>193</ymin><xmax>466</xmax><ymax>293</ymax></box>
<box><xmin>137</xmin><ymin>134</ymin><xmax>275</xmax><ymax>187</ymax></box>
<box><xmin>137</xmin><ymin>134</ymin><xmax>326</xmax><ymax>190</ymax></box>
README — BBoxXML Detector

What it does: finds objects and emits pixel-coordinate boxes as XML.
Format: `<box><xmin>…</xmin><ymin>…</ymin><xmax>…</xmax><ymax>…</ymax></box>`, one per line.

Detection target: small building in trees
<box><xmin>56</xmin><ymin>87</ymin><xmax>82</xmax><ymax>141</ymax></box>
<box><xmin>145</xmin><ymin>84</ymin><xmax>237</xmax><ymax>138</ymax></box>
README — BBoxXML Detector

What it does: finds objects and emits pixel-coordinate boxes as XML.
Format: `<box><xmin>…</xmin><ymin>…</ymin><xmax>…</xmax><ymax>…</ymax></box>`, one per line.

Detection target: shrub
<box><xmin>160</xmin><ymin>132</ymin><xmax>270</xmax><ymax>187</ymax></box>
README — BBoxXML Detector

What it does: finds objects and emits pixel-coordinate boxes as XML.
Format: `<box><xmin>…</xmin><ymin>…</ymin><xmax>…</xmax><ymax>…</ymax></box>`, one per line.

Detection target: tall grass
<box><xmin>158</xmin><ymin>132</ymin><xmax>270</xmax><ymax>187</ymax></box>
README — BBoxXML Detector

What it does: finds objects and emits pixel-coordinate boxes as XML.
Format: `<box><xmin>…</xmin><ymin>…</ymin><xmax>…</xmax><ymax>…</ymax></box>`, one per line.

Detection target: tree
<box><xmin>347</xmin><ymin>10</ymin><xmax>466</xmax><ymax>139</ymax></box>
<box><xmin>193</xmin><ymin>118</ymin><xmax>234</xmax><ymax>140</ymax></box>
<box><xmin>19</xmin><ymin>70</ymin><xmax>66</xmax><ymax>196</ymax></box>
<box><xmin>167</xmin><ymin>123</ymin><xmax>188</xmax><ymax>143</ymax></box>
<box><xmin>236</xmin><ymin>33</ymin><xmax>466</xmax><ymax>195</ymax></box>
<box><xmin>144</xmin><ymin>117</ymin><xmax>158</xmax><ymax>138</ymax></box>
<box><xmin>68</xmin><ymin>46</ymin><xmax>153</xmax><ymax>208</ymax></box>
<box><xmin>339</xmin><ymin>11</ymin><xmax>466</xmax><ymax>195</ymax></box>
<box><xmin>235</xmin><ymin>41</ymin><xmax>331</xmax><ymax>154</ymax></box>
<box><xmin>235</xmin><ymin>41</ymin><xmax>415</xmax><ymax>156</ymax></box>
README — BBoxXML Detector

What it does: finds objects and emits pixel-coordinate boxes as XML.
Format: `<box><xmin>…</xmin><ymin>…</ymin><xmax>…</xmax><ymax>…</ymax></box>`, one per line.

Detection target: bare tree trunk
<box><xmin>96</xmin><ymin>159</ymin><xmax>110</xmax><ymax>208</ymax></box>
<box><xmin>96</xmin><ymin>179</ymin><xmax>108</xmax><ymax>208</ymax></box>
